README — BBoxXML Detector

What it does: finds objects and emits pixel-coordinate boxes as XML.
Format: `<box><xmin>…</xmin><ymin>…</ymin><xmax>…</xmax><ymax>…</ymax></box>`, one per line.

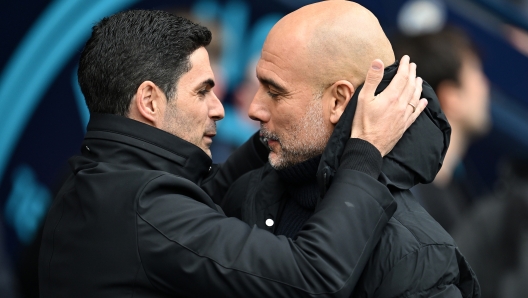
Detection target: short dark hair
<box><xmin>392</xmin><ymin>26</ymin><xmax>479</xmax><ymax>92</ymax></box>
<box><xmin>78</xmin><ymin>10</ymin><xmax>211</xmax><ymax>116</ymax></box>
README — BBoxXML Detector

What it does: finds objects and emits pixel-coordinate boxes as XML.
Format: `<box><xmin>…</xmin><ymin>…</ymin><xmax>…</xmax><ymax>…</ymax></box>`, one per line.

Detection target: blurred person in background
<box><xmin>393</xmin><ymin>26</ymin><xmax>491</xmax><ymax>233</ymax></box>
<box><xmin>452</xmin><ymin>158</ymin><xmax>528</xmax><ymax>298</ymax></box>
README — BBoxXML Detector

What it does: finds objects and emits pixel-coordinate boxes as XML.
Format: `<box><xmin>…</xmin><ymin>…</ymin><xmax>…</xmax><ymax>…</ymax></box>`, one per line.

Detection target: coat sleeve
<box><xmin>201</xmin><ymin>132</ymin><xmax>268</xmax><ymax>205</ymax></box>
<box><xmin>136</xmin><ymin>169</ymin><xmax>396</xmax><ymax>297</ymax></box>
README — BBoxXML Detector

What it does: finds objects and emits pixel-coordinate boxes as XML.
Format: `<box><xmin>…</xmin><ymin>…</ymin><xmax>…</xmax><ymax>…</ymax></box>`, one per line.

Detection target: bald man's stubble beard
<box><xmin>262</xmin><ymin>94</ymin><xmax>332</xmax><ymax>170</ymax></box>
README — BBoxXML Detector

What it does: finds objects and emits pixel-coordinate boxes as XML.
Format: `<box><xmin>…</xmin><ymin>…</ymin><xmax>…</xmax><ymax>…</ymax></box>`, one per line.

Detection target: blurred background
<box><xmin>1</xmin><ymin>0</ymin><xmax>527</xmax><ymax>297</ymax></box>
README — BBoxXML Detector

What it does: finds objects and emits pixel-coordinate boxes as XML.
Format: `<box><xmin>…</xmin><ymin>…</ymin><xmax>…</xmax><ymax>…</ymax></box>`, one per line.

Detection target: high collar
<box><xmin>318</xmin><ymin>61</ymin><xmax>451</xmax><ymax>196</ymax></box>
<box><xmin>79</xmin><ymin>113</ymin><xmax>212</xmax><ymax>184</ymax></box>
<box><xmin>276</xmin><ymin>155</ymin><xmax>321</xmax><ymax>186</ymax></box>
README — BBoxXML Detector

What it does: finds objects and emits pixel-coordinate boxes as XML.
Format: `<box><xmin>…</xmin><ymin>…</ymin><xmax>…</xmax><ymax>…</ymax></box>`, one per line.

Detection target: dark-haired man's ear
<box><xmin>328</xmin><ymin>80</ymin><xmax>355</xmax><ymax>125</ymax></box>
<box><xmin>128</xmin><ymin>81</ymin><xmax>167</xmax><ymax>128</ymax></box>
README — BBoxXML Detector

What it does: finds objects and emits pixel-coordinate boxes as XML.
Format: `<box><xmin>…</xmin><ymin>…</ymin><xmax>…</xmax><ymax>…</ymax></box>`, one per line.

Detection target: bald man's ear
<box><xmin>128</xmin><ymin>81</ymin><xmax>167</xmax><ymax>128</ymax></box>
<box><xmin>328</xmin><ymin>80</ymin><xmax>355</xmax><ymax>124</ymax></box>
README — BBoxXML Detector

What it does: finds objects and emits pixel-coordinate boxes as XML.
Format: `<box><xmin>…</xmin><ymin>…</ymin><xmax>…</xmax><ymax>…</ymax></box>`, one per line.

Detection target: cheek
<box><xmin>274</xmin><ymin>103</ymin><xmax>302</xmax><ymax>126</ymax></box>
<box><xmin>466</xmin><ymin>71</ymin><xmax>489</xmax><ymax>105</ymax></box>
<box><xmin>466</xmin><ymin>86</ymin><xmax>488</xmax><ymax>116</ymax></box>
<box><xmin>187</xmin><ymin>102</ymin><xmax>209</xmax><ymax>123</ymax></box>
<box><xmin>274</xmin><ymin>113</ymin><xmax>298</xmax><ymax>141</ymax></box>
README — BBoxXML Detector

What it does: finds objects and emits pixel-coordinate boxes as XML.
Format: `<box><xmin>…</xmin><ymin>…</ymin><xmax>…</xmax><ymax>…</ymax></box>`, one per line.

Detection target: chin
<box><xmin>198</xmin><ymin>144</ymin><xmax>212</xmax><ymax>158</ymax></box>
<box><xmin>268</xmin><ymin>153</ymin><xmax>288</xmax><ymax>170</ymax></box>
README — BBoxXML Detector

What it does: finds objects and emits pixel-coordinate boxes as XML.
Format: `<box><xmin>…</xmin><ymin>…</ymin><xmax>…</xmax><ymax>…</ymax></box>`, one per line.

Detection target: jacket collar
<box><xmin>80</xmin><ymin>113</ymin><xmax>212</xmax><ymax>184</ymax></box>
<box><xmin>317</xmin><ymin>61</ymin><xmax>451</xmax><ymax>196</ymax></box>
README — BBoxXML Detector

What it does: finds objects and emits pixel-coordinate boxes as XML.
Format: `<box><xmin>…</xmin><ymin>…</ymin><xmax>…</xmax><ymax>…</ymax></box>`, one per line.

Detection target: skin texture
<box><xmin>259</xmin><ymin>91</ymin><xmax>330</xmax><ymax>169</ymax></box>
<box><xmin>249</xmin><ymin>1</ymin><xmax>425</xmax><ymax>168</ymax></box>
<box><xmin>129</xmin><ymin>47</ymin><xmax>224</xmax><ymax>157</ymax></box>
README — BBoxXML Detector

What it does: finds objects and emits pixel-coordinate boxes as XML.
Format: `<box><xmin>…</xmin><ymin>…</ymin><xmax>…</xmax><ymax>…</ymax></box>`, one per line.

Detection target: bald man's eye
<box><xmin>267</xmin><ymin>90</ymin><xmax>280</xmax><ymax>99</ymax></box>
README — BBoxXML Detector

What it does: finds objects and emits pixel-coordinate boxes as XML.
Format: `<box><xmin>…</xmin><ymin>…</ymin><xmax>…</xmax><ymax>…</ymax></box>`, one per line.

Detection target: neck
<box><xmin>434</xmin><ymin>123</ymin><xmax>468</xmax><ymax>187</ymax></box>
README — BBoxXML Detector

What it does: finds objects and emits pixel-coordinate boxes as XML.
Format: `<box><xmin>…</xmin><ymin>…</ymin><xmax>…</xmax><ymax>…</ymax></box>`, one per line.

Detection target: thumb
<box><xmin>362</xmin><ymin>59</ymin><xmax>384</xmax><ymax>98</ymax></box>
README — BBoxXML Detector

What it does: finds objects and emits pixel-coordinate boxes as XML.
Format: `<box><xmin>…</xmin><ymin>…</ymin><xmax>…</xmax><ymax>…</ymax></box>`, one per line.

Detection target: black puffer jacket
<box><xmin>223</xmin><ymin>62</ymin><xmax>481</xmax><ymax>297</ymax></box>
<box><xmin>39</xmin><ymin>113</ymin><xmax>398</xmax><ymax>297</ymax></box>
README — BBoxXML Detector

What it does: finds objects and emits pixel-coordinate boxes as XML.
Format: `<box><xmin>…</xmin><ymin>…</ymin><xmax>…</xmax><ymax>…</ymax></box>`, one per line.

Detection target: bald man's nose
<box><xmin>248</xmin><ymin>91</ymin><xmax>270</xmax><ymax>123</ymax></box>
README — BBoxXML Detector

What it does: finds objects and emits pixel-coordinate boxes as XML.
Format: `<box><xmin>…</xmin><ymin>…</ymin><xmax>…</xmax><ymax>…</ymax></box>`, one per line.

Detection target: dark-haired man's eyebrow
<box><xmin>257</xmin><ymin>76</ymin><xmax>287</xmax><ymax>94</ymax></box>
<box><xmin>196</xmin><ymin>79</ymin><xmax>215</xmax><ymax>90</ymax></box>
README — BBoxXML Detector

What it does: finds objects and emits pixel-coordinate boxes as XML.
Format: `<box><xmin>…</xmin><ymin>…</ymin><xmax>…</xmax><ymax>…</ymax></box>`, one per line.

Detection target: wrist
<box><xmin>338</xmin><ymin>138</ymin><xmax>383</xmax><ymax>179</ymax></box>
<box><xmin>350</xmin><ymin>132</ymin><xmax>387</xmax><ymax>157</ymax></box>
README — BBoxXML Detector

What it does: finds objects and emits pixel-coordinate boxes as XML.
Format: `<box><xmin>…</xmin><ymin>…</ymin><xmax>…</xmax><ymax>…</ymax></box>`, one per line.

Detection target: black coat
<box><xmin>39</xmin><ymin>113</ymin><xmax>399</xmax><ymax>297</ymax></box>
<box><xmin>222</xmin><ymin>62</ymin><xmax>481</xmax><ymax>297</ymax></box>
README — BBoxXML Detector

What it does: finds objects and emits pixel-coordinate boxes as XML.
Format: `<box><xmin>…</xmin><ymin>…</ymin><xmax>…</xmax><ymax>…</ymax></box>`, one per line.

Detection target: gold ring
<box><xmin>408</xmin><ymin>102</ymin><xmax>416</xmax><ymax>113</ymax></box>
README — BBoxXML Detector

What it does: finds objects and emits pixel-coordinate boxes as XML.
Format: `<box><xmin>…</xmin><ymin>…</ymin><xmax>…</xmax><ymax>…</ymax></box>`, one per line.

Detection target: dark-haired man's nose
<box><xmin>209</xmin><ymin>91</ymin><xmax>224</xmax><ymax>121</ymax></box>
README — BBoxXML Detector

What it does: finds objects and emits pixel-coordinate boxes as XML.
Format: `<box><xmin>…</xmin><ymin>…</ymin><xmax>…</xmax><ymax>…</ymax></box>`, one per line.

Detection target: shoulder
<box><xmin>376</xmin><ymin>189</ymin><xmax>455</xmax><ymax>249</ymax></box>
<box><xmin>377</xmin><ymin>210</ymin><xmax>456</xmax><ymax>269</ymax></box>
<box><xmin>356</xmin><ymin>190</ymin><xmax>466</xmax><ymax>297</ymax></box>
<box><xmin>138</xmin><ymin>171</ymin><xmax>214</xmax><ymax>206</ymax></box>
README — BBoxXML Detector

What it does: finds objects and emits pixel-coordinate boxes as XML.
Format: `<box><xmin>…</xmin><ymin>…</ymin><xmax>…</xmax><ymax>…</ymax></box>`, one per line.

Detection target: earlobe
<box><xmin>329</xmin><ymin>80</ymin><xmax>355</xmax><ymax>124</ymax></box>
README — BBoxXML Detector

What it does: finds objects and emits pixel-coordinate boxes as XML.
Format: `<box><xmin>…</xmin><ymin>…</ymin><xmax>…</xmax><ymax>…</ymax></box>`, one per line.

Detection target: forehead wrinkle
<box><xmin>256</xmin><ymin>58</ymin><xmax>290</xmax><ymax>90</ymax></box>
<box><xmin>261</xmin><ymin>49</ymin><xmax>292</xmax><ymax>69</ymax></box>
<box><xmin>260</xmin><ymin>47</ymin><xmax>316</xmax><ymax>94</ymax></box>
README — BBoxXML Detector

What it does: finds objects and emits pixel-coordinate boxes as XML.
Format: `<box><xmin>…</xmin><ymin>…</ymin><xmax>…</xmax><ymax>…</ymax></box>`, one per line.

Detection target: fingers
<box><xmin>405</xmin><ymin>98</ymin><xmax>428</xmax><ymax>129</ymax></box>
<box><xmin>385</xmin><ymin>55</ymin><xmax>411</xmax><ymax>97</ymax></box>
<box><xmin>361</xmin><ymin>59</ymin><xmax>385</xmax><ymax>100</ymax></box>
<box><xmin>404</xmin><ymin>77</ymin><xmax>423</xmax><ymax>119</ymax></box>
<box><xmin>398</xmin><ymin>62</ymin><xmax>418</xmax><ymax>109</ymax></box>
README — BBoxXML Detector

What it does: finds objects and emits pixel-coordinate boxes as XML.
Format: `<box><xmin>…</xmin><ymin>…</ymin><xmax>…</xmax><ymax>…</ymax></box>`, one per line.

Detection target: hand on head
<box><xmin>351</xmin><ymin>56</ymin><xmax>428</xmax><ymax>156</ymax></box>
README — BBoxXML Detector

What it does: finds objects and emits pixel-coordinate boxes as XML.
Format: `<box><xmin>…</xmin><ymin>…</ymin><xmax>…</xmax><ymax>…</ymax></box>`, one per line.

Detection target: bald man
<box><xmin>222</xmin><ymin>2</ymin><xmax>480</xmax><ymax>297</ymax></box>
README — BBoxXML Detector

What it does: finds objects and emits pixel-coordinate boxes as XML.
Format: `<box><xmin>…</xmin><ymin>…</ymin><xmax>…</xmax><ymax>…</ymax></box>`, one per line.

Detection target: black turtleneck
<box><xmin>275</xmin><ymin>155</ymin><xmax>321</xmax><ymax>238</ymax></box>
<box><xmin>274</xmin><ymin>138</ymin><xmax>382</xmax><ymax>239</ymax></box>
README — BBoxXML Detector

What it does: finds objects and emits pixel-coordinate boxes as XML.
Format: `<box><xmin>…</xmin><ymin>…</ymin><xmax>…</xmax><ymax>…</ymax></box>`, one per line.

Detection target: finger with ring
<box><xmin>408</xmin><ymin>102</ymin><xmax>416</xmax><ymax>113</ymax></box>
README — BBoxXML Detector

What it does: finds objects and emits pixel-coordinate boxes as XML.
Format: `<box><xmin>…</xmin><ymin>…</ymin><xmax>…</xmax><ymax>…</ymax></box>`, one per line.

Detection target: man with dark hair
<box><xmin>39</xmin><ymin>9</ymin><xmax>425</xmax><ymax>297</ymax></box>
<box><xmin>78</xmin><ymin>10</ymin><xmax>211</xmax><ymax>117</ymax></box>
<box><xmin>222</xmin><ymin>2</ymin><xmax>480</xmax><ymax>297</ymax></box>
<box><xmin>393</xmin><ymin>27</ymin><xmax>491</xmax><ymax>233</ymax></box>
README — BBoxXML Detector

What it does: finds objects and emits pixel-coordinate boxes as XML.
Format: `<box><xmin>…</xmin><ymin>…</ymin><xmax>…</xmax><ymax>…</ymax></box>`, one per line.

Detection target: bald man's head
<box><xmin>265</xmin><ymin>1</ymin><xmax>394</xmax><ymax>88</ymax></box>
<box><xmin>249</xmin><ymin>1</ymin><xmax>395</xmax><ymax>169</ymax></box>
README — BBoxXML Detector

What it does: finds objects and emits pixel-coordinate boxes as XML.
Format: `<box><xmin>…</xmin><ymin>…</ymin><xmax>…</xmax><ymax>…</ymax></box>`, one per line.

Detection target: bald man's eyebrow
<box><xmin>257</xmin><ymin>77</ymin><xmax>287</xmax><ymax>94</ymax></box>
